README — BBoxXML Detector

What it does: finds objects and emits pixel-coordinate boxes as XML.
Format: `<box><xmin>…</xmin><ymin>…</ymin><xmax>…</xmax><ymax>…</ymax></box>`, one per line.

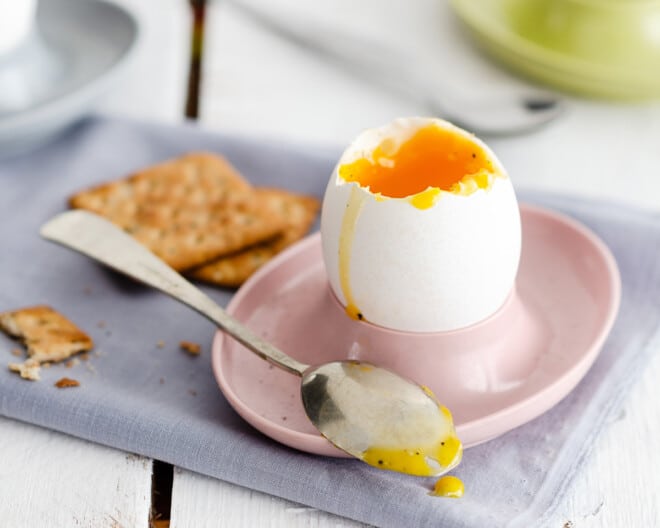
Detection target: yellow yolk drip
<box><xmin>338</xmin><ymin>186</ymin><xmax>366</xmax><ymax>320</ymax></box>
<box><xmin>361</xmin><ymin>435</ymin><xmax>462</xmax><ymax>477</ymax></box>
<box><xmin>420</xmin><ymin>385</ymin><xmax>435</xmax><ymax>398</ymax></box>
<box><xmin>409</xmin><ymin>187</ymin><xmax>441</xmax><ymax>210</ymax></box>
<box><xmin>431</xmin><ymin>475</ymin><xmax>465</xmax><ymax>498</ymax></box>
<box><xmin>338</xmin><ymin>123</ymin><xmax>500</xmax><ymax>209</ymax></box>
<box><xmin>420</xmin><ymin>387</ymin><xmax>453</xmax><ymax>423</ymax></box>
<box><xmin>440</xmin><ymin>405</ymin><xmax>453</xmax><ymax>422</ymax></box>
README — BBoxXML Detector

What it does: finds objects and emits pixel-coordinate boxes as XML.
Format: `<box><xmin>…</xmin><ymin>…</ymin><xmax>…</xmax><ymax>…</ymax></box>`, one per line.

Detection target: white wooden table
<box><xmin>2</xmin><ymin>0</ymin><xmax>659</xmax><ymax>526</ymax></box>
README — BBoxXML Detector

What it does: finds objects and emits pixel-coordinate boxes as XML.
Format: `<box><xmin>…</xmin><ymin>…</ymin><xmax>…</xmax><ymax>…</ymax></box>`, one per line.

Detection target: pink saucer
<box><xmin>212</xmin><ymin>204</ymin><xmax>620</xmax><ymax>455</ymax></box>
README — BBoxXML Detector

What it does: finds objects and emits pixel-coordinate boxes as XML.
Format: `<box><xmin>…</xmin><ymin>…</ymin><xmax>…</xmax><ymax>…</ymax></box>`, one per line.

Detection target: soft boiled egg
<box><xmin>321</xmin><ymin>117</ymin><xmax>521</xmax><ymax>333</ymax></box>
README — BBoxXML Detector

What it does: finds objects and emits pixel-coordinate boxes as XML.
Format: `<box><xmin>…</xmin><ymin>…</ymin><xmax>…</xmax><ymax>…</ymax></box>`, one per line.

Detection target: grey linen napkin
<box><xmin>1</xmin><ymin>117</ymin><xmax>659</xmax><ymax>528</ymax></box>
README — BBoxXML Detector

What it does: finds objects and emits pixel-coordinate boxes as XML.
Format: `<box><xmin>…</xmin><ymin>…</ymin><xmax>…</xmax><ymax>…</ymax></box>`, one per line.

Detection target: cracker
<box><xmin>0</xmin><ymin>305</ymin><xmax>94</xmax><ymax>364</ymax></box>
<box><xmin>69</xmin><ymin>152</ymin><xmax>286</xmax><ymax>271</ymax></box>
<box><xmin>188</xmin><ymin>188</ymin><xmax>320</xmax><ymax>287</ymax></box>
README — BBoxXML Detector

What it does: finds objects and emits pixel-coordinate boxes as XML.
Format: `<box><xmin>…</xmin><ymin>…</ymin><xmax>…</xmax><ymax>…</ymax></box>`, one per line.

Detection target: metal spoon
<box><xmin>41</xmin><ymin>210</ymin><xmax>459</xmax><ymax>476</ymax></box>
<box><xmin>229</xmin><ymin>0</ymin><xmax>563</xmax><ymax>136</ymax></box>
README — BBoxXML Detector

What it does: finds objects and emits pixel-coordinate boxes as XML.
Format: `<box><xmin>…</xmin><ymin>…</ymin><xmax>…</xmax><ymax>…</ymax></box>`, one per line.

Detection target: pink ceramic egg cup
<box><xmin>212</xmin><ymin>204</ymin><xmax>621</xmax><ymax>456</ymax></box>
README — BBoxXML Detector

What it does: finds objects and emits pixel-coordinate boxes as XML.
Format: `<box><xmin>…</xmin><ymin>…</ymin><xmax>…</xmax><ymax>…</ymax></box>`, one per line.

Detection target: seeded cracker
<box><xmin>69</xmin><ymin>153</ymin><xmax>286</xmax><ymax>271</ymax></box>
<box><xmin>188</xmin><ymin>188</ymin><xmax>320</xmax><ymax>287</ymax></box>
<box><xmin>1</xmin><ymin>306</ymin><xmax>94</xmax><ymax>368</ymax></box>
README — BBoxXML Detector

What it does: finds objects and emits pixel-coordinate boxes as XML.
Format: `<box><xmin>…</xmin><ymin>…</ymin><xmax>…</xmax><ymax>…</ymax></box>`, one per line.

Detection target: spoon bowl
<box><xmin>40</xmin><ymin>210</ymin><xmax>461</xmax><ymax>477</ymax></box>
<box><xmin>302</xmin><ymin>361</ymin><xmax>458</xmax><ymax>469</ymax></box>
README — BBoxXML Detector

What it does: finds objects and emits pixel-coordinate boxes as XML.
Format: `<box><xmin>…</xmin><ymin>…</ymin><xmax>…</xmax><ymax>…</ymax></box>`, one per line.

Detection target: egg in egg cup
<box><xmin>321</xmin><ymin>117</ymin><xmax>521</xmax><ymax>334</ymax></box>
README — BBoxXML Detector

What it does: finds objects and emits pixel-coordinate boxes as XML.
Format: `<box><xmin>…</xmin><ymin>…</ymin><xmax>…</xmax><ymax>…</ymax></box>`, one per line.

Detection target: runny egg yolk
<box><xmin>338</xmin><ymin>123</ymin><xmax>499</xmax><ymax>209</ymax></box>
<box><xmin>431</xmin><ymin>475</ymin><xmax>465</xmax><ymax>498</ymax></box>
<box><xmin>361</xmin><ymin>435</ymin><xmax>462</xmax><ymax>477</ymax></box>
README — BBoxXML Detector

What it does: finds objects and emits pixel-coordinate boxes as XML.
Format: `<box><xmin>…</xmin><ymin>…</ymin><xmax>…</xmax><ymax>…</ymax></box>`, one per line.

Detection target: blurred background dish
<box><xmin>229</xmin><ymin>0</ymin><xmax>563</xmax><ymax>136</ymax></box>
<box><xmin>0</xmin><ymin>0</ymin><xmax>138</xmax><ymax>157</ymax></box>
<box><xmin>0</xmin><ymin>0</ymin><xmax>37</xmax><ymax>57</ymax></box>
<box><xmin>450</xmin><ymin>0</ymin><xmax>660</xmax><ymax>99</ymax></box>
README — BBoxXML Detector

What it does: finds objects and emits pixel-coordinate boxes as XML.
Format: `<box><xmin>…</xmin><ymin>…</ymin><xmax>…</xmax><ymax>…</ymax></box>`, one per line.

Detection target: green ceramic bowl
<box><xmin>450</xmin><ymin>0</ymin><xmax>660</xmax><ymax>99</ymax></box>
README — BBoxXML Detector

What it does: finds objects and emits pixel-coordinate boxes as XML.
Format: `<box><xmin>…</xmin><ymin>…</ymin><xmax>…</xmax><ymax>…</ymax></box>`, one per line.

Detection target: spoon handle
<box><xmin>40</xmin><ymin>210</ymin><xmax>309</xmax><ymax>376</ymax></box>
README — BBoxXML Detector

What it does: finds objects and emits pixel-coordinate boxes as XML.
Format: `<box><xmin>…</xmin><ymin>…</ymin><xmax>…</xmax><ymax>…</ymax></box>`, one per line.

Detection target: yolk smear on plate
<box><xmin>338</xmin><ymin>123</ymin><xmax>500</xmax><ymax>209</ymax></box>
<box><xmin>431</xmin><ymin>475</ymin><xmax>465</xmax><ymax>498</ymax></box>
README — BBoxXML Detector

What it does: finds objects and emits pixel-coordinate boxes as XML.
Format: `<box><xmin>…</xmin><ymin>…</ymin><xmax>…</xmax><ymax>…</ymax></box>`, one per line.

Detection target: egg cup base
<box><xmin>212</xmin><ymin>205</ymin><xmax>620</xmax><ymax>455</ymax></box>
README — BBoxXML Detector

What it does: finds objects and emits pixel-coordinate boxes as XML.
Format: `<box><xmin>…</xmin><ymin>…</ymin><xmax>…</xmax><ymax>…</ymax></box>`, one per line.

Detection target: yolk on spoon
<box><xmin>358</xmin><ymin>383</ymin><xmax>464</xmax><ymax>496</ymax></box>
<box><xmin>361</xmin><ymin>435</ymin><xmax>462</xmax><ymax>477</ymax></box>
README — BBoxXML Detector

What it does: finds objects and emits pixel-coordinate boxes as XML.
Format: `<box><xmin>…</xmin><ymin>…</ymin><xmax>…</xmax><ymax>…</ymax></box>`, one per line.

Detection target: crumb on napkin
<box><xmin>180</xmin><ymin>340</ymin><xmax>201</xmax><ymax>356</ymax></box>
<box><xmin>54</xmin><ymin>377</ymin><xmax>80</xmax><ymax>388</ymax></box>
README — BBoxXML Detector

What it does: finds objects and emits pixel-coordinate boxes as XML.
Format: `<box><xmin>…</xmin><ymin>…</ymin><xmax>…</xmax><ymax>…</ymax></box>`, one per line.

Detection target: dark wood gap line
<box><xmin>185</xmin><ymin>0</ymin><xmax>207</xmax><ymax>119</ymax></box>
<box><xmin>150</xmin><ymin>459</ymin><xmax>175</xmax><ymax>527</ymax></box>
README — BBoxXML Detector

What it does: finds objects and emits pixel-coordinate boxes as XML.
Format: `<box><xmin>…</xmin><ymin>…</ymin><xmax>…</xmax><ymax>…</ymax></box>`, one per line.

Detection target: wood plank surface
<box><xmin>170</xmin><ymin>469</ymin><xmax>370</xmax><ymax>528</ymax></box>
<box><xmin>551</xmin><ymin>349</ymin><xmax>660</xmax><ymax>527</ymax></box>
<box><xmin>0</xmin><ymin>416</ymin><xmax>152</xmax><ymax>528</ymax></box>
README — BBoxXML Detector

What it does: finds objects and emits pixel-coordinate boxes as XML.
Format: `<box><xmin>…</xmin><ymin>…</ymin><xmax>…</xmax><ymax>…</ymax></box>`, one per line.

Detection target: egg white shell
<box><xmin>321</xmin><ymin>118</ymin><xmax>521</xmax><ymax>333</ymax></box>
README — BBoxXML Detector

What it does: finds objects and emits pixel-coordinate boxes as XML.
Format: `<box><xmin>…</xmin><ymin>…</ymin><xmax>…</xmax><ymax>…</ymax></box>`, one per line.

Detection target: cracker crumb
<box><xmin>55</xmin><ymin>377</ymin><xmax>80</xmax><ymax>388</ymax></box>
<box><xmin>42</xmin><ymin>362</ymin><xmax>52</xmax><ymax>369</ymax></box>
<box><xmin>10</xmin><ymin>348</ymin><xmax>23</xmax><ymax>357</ymax></box>
<box><xmin>65</xmin><ymin>358</ymin><xmax>79</xmax><ymax>369</ymax></box>
<box><xmin>8</xmin><ymin>359</ymin><xmax>41</xmax><ymax>381</ymax></box>
<box><xmin>79</xmin><ymin>352</ymin><xmax>90</xmax><ymax>361</ymax></box>
<box><xmin>180</xmin><ymin>340</ymin><xmax>201</xmax><ymax>356</ymax></box>
<box><xmin>156</xmin><ymin>340</ymin><xmax>165</xmax><ymax>349</ymax></box>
